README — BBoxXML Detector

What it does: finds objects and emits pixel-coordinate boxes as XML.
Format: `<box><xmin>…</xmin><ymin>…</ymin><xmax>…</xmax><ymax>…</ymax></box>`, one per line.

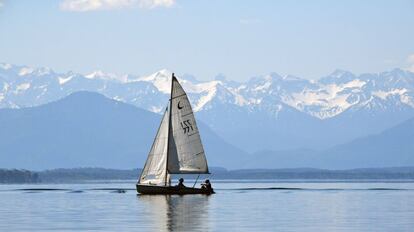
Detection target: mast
<box><xmin>164</xmin><ymin>73</ymin><xmax>175</xmax><ymax>186</ymax></box>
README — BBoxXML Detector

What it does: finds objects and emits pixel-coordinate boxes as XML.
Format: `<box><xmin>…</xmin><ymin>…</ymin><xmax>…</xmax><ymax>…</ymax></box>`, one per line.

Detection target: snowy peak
<box><xmin>193</xmin><ymin>82</ymin><xmax>240</xmax><ymax>111</ymax></box>
<box><xmin>0</xmin><ymin>63</ymin><xmax>413</xmax><ymax>120</ymax></box>
<box><xmin>320</xmin><ymin>69</ymin><xmax>356</xmax><ymax>84</ymax></box>
<box><xmin>139</xmin><ymin>69</ymin><xmax>172</xmax><ymax>81</ymax></box>
<box><xmin>0</xmin><ymin>63</ymin><xmax>13</xmax><ymax>70</ymax></box>
<box><xmin>0</xmin><ymin>63</ymin><xmax>53</xmax><ymax>77</ymax></box>
<box><xmin>138</xmin><ymin>69</ymin><xmax>173</xmax><ymax>93</ymax></box>
<box><xmin>84</xmin><ymin>70</ymin><xmax>130</xmax><ymax>83</ymax></box>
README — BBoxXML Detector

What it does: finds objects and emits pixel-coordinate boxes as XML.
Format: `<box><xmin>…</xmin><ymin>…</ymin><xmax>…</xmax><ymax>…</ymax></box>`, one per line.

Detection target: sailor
<box><xmin>201</xmin><ymin>179</ymin><xmax>213</xmax><ymax>192</ymax></box>
<box><xmin>177</xmin><ymin>178</ymin><xmax>185</xmax><ymax>188</ymax></box>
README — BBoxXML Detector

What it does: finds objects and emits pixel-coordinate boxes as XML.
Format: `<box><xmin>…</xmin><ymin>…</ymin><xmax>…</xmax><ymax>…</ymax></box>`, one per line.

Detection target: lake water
<box><xmin>1</xmin><ymin>180</ymin><xmax>414</xmax><ymax>231</ymax></box>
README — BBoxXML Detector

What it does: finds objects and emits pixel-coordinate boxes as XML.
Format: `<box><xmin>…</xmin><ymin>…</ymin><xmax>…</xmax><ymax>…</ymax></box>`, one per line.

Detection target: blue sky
<box><xmin>0</xmin><ymin>0</ymin><xmax>413</xmax><ymax>81</ymax></box>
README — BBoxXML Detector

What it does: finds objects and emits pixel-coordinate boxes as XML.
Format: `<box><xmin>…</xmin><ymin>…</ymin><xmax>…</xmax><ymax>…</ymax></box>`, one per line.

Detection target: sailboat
<box><xmin>136</xmin><ymin>73</ymin><xmax>214</xmax><ymax>195</ymax></box>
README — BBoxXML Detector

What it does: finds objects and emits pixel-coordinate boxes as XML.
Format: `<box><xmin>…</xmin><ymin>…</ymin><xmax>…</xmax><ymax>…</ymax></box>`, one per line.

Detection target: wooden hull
<box><xmin>136</xmin><ymin>184</ymin><xmax>214</xmax><ymax>195</ymax></box>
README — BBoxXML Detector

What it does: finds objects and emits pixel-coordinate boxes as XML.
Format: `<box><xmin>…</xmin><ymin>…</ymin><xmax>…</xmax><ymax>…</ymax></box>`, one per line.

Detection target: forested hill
<box><xmin>0</xmin><ymin>169</ymin><xmax>40</xmax><ymax>183</ymax></box>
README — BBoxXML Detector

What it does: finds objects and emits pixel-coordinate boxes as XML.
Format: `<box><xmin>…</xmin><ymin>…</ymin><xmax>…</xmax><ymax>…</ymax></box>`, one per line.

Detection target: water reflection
<box><xmin>137</xmin><ymin>195</ymin><xmax>210</xmax><ymax>231</ymax></box>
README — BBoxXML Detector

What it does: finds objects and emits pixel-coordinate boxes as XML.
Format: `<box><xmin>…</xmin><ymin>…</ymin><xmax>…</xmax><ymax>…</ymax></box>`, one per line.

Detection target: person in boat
<box><xmin>176</xmin><ymin>178</ymin><xmax>185</xmax><ymax>188</ymax></box>
<box><xmin>201</xmin><ymin>179</ymin><xmax>213</xmax><ymax>192</ymax></box>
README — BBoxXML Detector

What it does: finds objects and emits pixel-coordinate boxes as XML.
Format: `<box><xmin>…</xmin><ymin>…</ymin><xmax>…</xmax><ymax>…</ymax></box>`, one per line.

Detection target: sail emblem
<box><xmin>180</xmin><ymin>119</ymin><xmax>194</xmax><ymax>134</ymax></box>
<box><xmin>177</xmin><ymin>101</ymin><xmax>183</xmax><ymax>110</ymax></box>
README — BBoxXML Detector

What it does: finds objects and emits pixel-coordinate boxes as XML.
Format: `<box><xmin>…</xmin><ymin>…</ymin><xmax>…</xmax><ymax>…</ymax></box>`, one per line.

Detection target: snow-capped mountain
<box><xmin>1</xmin><ymin>63</ymin><xmax>413</xmax><ymax>118</ymax></box>
<box><xmin>1</xmin><ymin>63</ymin><xmax>414</xmax><ymax>152</ymax></box>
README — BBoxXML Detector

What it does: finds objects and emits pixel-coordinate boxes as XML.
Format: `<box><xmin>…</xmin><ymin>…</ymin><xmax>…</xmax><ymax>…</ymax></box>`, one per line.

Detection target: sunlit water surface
<box><xmin>1</xmin><ymin>180</ymin><xmax>414</xmax><ymax>231</ymax></box>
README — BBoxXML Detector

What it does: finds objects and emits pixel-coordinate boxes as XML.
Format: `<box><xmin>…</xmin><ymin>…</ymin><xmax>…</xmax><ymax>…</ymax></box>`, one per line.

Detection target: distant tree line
<box><xmin>0</xmin><ymin>169</ymin><xmax>40</xmax><ymax>183</ymax></box>
<box><xmin>2</xmin><ymin>167</ymin><xmax>414</xmax><ymax>183</ymax></box>
<box><xmin>210</xmin><ymin>167</ymin><xmax>414</xmax><ymax>179</ymax></box>
<box><xmin>38</xmin><ymin>168</ymin><xmax>140</xmax><ymax>183</ymax></box>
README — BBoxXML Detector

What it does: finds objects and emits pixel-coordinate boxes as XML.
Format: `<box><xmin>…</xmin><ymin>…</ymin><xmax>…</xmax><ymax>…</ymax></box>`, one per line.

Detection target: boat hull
<box><xmin>136</xmin><ymin>184</ymin><xmax>214</xmax><ymax>195</ymax></box>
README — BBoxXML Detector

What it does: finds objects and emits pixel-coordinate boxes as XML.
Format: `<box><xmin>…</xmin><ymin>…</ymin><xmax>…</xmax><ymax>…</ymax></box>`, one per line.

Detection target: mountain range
<box><xmin>247</xmin><ymin>116</ymin><xmax>414</xmax><ymax>169</ymax></box>
<box><xmin>0</xmin><ymin>63</ymin><xmax>413</xmax><ymax>169</ymax></box>
<box><xmin>0</xmin><ymin>91</ymin><xmax>413</xmax><ymax>170</ymax></box>
<box><xmin>0</xmin><ymin>92</ymin><xmax>247</xmax><ymax>170</ymax></box>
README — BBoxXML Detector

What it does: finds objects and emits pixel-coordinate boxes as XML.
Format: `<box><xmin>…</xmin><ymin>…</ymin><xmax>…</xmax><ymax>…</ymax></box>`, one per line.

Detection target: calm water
<box><xmin>1</xmin><ymin>180</ymin><xmax>414</xmax><ymax>231</ymax></box>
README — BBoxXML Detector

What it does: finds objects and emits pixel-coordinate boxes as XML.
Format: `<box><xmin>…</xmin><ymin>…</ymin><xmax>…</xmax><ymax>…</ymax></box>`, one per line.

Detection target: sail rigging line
<box><xmin>171</xmin><ymin>93</ymin><xmax>187</xmax><ymax>100</ymax></box>
<box><xmin>187</xmin><ymin>132</ymin><xmax>199</xmax><ymax>137</ymax></box>
<box><xmin>179</xmin><ymin>152</ymin><xmax>205</xmax><ymax>162</ymax></box>
<box><xmin>192</xmin><ymin>174</ymin><xmax>200</xmax><ymax>188</ymax></box>
<box><xmin>180</xmin><ymin>112</ymin><xmax>194</xmax><ymax>118</ymax></box>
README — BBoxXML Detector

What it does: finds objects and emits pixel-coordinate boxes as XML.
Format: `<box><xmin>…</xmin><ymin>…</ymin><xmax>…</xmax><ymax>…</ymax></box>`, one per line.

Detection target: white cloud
<box><xmin>138</xmin><ymin>0</ymin><xmax>174</xmax><ymax>9</ymax></box>
<box><xmin>60</xmin><ymin>0</ymin><xmax>175</xmax><ymax>12</ymax></box>
<box><xmin>406</xmin><ymin>54</ymin><xmax>414</xmax><ymax>72</ymax></box>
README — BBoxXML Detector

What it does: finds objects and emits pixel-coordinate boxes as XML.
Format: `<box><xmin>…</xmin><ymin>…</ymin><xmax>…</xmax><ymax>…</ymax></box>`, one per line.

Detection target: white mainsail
<box><xmin>138</xmin><ymin>74</ymin><xmax>209</xmax><ymax>186</ymax></box>
<box><xmin>139</xmin><ymin>108</ymin><xmax>169</xmax><ymax>185</ymax></box>
<box><xmin>167</xmin><ymin>76</ymin><xmax>209</xmax><ymax>174</ymax></box>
